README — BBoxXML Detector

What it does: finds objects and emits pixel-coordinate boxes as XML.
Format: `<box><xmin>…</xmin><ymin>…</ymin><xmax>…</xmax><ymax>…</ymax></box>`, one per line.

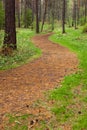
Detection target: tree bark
<box><xmin>74</xmin><ymin>0</ymin><xmax>77</xmax><ymax>29</ymax></box>
<box><xmin>41</xmin><ymin>0</ymin><xmax>47</xmax><ymax>32</ymax></box>
<box><xmin>4</xmin><ymin>0</ymin><xmax>16</xmax><ymax>49</ymax></box>
<box><xmin>84</xmin><ymin>0</ymin><xmax>87</xmax><ymax>23</ymax></box>
<box><xmin>62</xmin><ymin>0</ymin><xmax>66</xmax><ymax>33</ymax></box>
<box><xmin>36</xmin><ymin>0</ymin><xmax>39</xmax><ymax>33</ymax></box>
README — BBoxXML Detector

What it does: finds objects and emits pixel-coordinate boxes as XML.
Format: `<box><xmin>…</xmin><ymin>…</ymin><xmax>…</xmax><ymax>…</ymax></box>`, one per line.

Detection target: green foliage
<box><xmin>23</xmin><ymin>9</ymin><xmax>33</xmax><ymax>28</ymax></box>
<box><xmin>0</xmin><ymin>30</ymin><xmax>4</xmax><ymax>46</ymax></box>
<box><xmin>0</xmin><ymin>2</ymin><xmax>4</xmax><ymax>29</ymax></box>
<box><xmin>82</xmin><ymin>24</ymin><xmax>87</xmax><ymax>33</ymax></box>
<box><xmin>0</xmin><ymin>29</ymin><xmax>41</xmax><ymax>70</ymax></box>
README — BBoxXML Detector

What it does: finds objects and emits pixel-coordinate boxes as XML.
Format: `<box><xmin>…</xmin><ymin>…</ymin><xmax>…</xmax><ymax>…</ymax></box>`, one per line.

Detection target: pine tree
<box><xmin>3</xmin><ymin>0</ymin><xmax>16</xmax><ymax>51</ymax></box>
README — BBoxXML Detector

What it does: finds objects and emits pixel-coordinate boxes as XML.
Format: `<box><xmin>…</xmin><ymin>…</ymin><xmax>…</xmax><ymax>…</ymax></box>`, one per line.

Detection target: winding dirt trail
<box><xmin>0</xmin><ymin>33</ymin><xmax>78</xmax><ymax>128</ymax></box>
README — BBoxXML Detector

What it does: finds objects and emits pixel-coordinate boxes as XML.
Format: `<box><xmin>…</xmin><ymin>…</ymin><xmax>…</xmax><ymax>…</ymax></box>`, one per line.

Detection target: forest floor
<box><xmin>0</xmin><ymin>33</ymin><xmax>78</xmax><ymax>129</ymax></box>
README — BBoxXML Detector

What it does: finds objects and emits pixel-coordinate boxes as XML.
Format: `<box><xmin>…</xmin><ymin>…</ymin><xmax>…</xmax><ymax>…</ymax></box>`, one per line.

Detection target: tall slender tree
<box><xmin>84</xmin><ymin>0</ymin><xmax>87</xmax><ymax>23</ymax></box>
<box><xmin>36</xmin><ymin>0</ymin><xmax>39</xmax><ymax>33</ymax></box>
<box><xmin>4</xmin><ymin>0</ymin><xmax>16</xmax><ymax>50</ymax></box>
<box><xmin>41</xmin><ymin>0</ymin><xmax>48</xmax><ymax>32</ymax></box>
<box><xmin>74</xmin><ymin>0</ymin><xmax>77</xmax><ymax>29</ymax></box>
<box><xmin>62</xmin><ymin>0</ymin><xmax>66</xmax><ymax>33</ymax></box>
<box><xmin>15</xmin><ymin>0</ymin><xmax>21</xmax><ymax>28</ymax></box>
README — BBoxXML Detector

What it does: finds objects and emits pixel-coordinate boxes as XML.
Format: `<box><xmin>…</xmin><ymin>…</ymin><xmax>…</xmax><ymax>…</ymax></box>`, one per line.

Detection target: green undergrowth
<box><xmin>4</xmin><ymin>114</ymin><xmax>30</xmax><ymax>130</ymax></box>
<box><xmin>49</xmin><ymin>27</ymin><xmax>87</xmax><ymax>129</ymax></box>
<box><xmin>0</xmin><ymin>29</ymin><xmax>41</xmax><ymax>70</ymax></box>
<box><xmin>4</xmin><ymin>113</ymin><xmax>53</xmax><ymax>130</ymax></box>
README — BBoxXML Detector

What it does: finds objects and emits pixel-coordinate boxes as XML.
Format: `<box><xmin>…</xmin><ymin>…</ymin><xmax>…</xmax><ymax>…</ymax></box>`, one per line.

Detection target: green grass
<box><xmin>73</xmin><ymin>114</ymin><xmax>87</xmax><ymax>130</ymax></box>
<box><xmin>0</xmin><ymin>29</ymin><xmax>41</xmax><ymax>70</ymax></box>
<box><xmin>49</xmin><ymin>27</ymin><xmax>87</xmax><ymax>129</ymax></box>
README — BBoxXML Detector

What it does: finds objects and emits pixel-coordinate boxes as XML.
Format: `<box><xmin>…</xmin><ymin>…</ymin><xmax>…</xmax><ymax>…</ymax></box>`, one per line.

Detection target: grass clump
<box><xmin>49</xmin><ymin>27</ymin><xmax>87</xmax><ymax>129</ymax></box>
<box><xmin>52</xmin><ymin>105</ymin><xmax>74</xmax><ymax>122</ymax></box>
<box><xmin>50</xmin><ymin>73</ymin><xmax>81</xmax><ymax>103</ymax></box>
<box><xmin>73</xmin><ymin>114</ymin><xmax>87</xmax><ymax>130</ymax></box>
<box><xmin>0</xmin><ymin>29</ymin><xmax>41</xmax><ymax>70</ymax></box>
<box><xmin>5</xmin><ymin>114</ymin><xmax>29</xmax><ymax>130</ymax></box>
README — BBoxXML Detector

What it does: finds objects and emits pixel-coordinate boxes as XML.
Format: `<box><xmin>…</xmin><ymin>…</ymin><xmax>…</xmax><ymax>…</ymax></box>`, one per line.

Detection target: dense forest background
<box><xmin>0</xmin><ymin>0</ymin><xmax>87</xmax><ymax>33</ymax></box>
<box><xmin>0</xmin><ymin>0</ymin><xmax>87</xmax><ymax>52</ymax></box>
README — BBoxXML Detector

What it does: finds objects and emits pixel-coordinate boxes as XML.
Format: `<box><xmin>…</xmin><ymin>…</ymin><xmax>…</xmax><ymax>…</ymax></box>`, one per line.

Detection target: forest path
<box><xmin>0</xmin><ymin>33</ymin><xmax>78</xmax><ymax>128</ymax></box>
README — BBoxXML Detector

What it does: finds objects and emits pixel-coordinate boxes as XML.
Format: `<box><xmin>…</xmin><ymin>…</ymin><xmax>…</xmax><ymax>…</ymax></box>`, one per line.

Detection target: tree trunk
<box><xmin>74</xmin><ymin>0</ymin><xmax>77</xmax><ymax>29</ymax></box>
<box><xmin>36</xmin><ymin>0</ymin><xmax>39</xmax><ymax>33</ymax></box>
<box><xmin>16</xmin><ymin>0</ymin><xmax>21</xmax><ymax>28</ymax></box>
<box><xmin>41</xmin><ymin>0</ymin><xmax>47</xmax><ymax>32</ymax></box>
<box><xmin>4</xmin><ymin>0</ymin><xmax>16</xmax><ymax>49</ymax></box>
<box><xmin>24</xmin><ymin>0</ymin><xmax>27</xmax><ymax>28</ymax></box>
<box><xmin>51</xmin><ymin>12</ymin><xmax>54</xmax><ymax>31</ymax></box>
<box><xmin>84</xmin><ymin>0</ymin><xmax>87</xmax><ymax>23</ymax></box>
<box><xmin>62</xmin><ymin>0</ymin><xmax>66</xmax><ymax>33</ymax></box>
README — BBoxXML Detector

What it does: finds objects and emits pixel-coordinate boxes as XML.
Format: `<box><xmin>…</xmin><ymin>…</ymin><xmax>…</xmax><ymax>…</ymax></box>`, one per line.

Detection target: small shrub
<box><xmin>1</xmin><ymin>46</ymin><xmax>14</xmax><ymax>56</ymax></box>
<box><xmin>23</xmin><ymin>9</ymin><xmax>33</xmax><ymax>28</ymax></box>
<box><xmin>82</xmin><ymin>24</ymin><xmax>87</xmax><ymax>33</ymax></box>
